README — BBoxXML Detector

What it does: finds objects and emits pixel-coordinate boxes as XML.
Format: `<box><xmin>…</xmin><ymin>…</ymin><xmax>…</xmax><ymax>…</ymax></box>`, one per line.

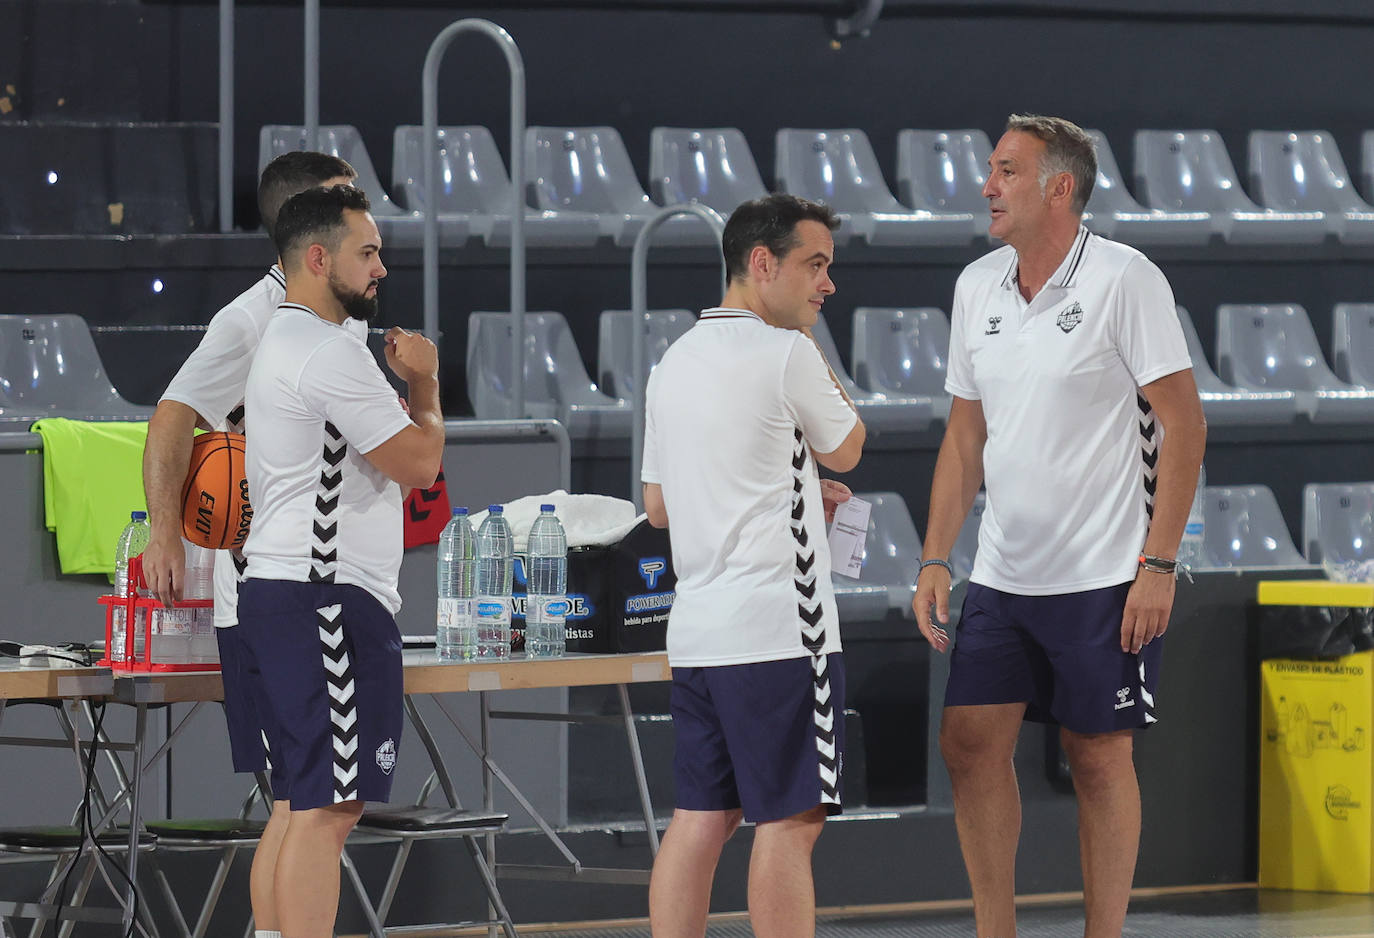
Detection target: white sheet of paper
<box><xmin>827</xmin><ymin>495</ymin><xmax>871</xmax><ymax>579</ymax></box>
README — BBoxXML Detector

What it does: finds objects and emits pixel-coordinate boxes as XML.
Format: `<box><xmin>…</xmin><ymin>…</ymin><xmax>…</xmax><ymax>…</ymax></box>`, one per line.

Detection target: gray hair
<box><xmin>1005</xmin><ymin>113</ymin><xmax>1097</xmax><ymax>215</ymax></box>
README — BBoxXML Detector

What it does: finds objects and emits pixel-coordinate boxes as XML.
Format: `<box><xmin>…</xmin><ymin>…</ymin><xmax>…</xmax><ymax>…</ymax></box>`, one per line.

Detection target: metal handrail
<box><xmin>629</xmin><ymin>204</ymin><xmax>727</xmax><ymax>510</ymax></box>
<box><xmin>304</xmin><ymin>0</ymin><xmax>320</xmax><ymax>147</ymax></box>
<box><xmin>218</xmin><ymin>0</ymin><xmax>234</xmax><ymax>232</ymax></box>
<box><xmin>421</xmin><ymin>19</ymin><xmax>527</xmax><ymax>418</ymax></box>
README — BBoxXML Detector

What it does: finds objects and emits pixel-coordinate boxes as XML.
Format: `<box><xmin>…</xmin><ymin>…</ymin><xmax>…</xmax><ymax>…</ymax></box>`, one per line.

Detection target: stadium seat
<box><xmin>1249</xmin><ymin>131</ymin><xmax>1374</xmax><ymax>244</ymax></box>
<box><xmin>0</xmin><ymin>121</ymin><xmax>217</xmax><ymax>235</ymax></box>
<box><xmin>1216</xmin><ymin>304</ymin><xmax>1374</xmax><ymax>423</ymax></box>
<box><xmin>1201</xmin><ymin>485</ymin><xmax>1307</xmax><ymax>568</ymax></box>
<box><xmin>775</xmin><ymin>129</ymin><xmax>978</xmax><ymax>246</ymax></box>
<box><xmin>810</xmin><ymin>312</ymin><xmax>937</xmax><ymax>434</ymax></box>
<box><xmin>1082</xmin><ymin>130</ymin><xmax>1212</xmax><ymax>245</ymax></box>
<box><xmin>1175</xmin><ymin>305</ymin><xmax>1301</xmax><ymax>425</ymax></box>
<box><xmin>1302</xmin><ymin>482</ymin><xmax>1374</xmax><ymax>566</ymax></box>
<box><xmin>391</xmin><ymin>125</ymin><xmax>601</xmax><ymax>248</ymax></box>
<box><xmin>526</xmin><ymin>126</ymin><xmax>713</xmax><ymax>247</ymax></box>
<box><xmin>466</xmin><ymin>312</ymin><xmax>631</xmax><ymax>438</ymax></box>
<box><xmin>844</xmin><ymin>491</ymin><xmax>923</xmax><ymax>620</ymax></box>
<box><xmin>851</xmin><ymin>307</ymin><xmax>954</xmax><ymax>421</ymax></box>
<box><xmin>1332</xmin><ymin>303</ymin><xmax>1374</xmax><ymax>387</ymax></box>
<box><xmin>596</xmin><ymin>309</ymin><xmax>695</xmax><ymax>398</ymax></box>
<box><xmin>950</xmin><ymin>491</ymin><xmax>986</xmax><ymax>581</ymax></box>
<box><xmin>1360</xmin><ymin>130</ymin><xmax>1374</xmax><ymax>205</ymax></box>
<box><xmin>894</xmin><ymin>129</ymin><xmax>992</xmax><ymax>235</ymax></box>
<box><xmin>1134</xmin><ymin>130</ymin><xmax>1328</xmax><ymax>244</ymax></box>
<box><xmin>0</xmin><ymin>314</ymin><xmax>151</xmax><ymax>422</ymax></box>
<box><xmin>258</xmin><ymin>124</ymin><xmax>423</xmax><ymax>246</ymax></box>
<box><xmin>648</xmin><ymin>127</ymin><xmax>769</xmax><ymax>216</ymax></box>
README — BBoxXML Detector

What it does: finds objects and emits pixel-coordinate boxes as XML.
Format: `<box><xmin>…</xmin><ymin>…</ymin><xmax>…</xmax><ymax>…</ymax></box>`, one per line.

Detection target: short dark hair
<box><xmin>272</xmin><ymin>184</ymin><xmax>372</xmax><ymax>267</ymax></box>
<box><xmin>722</xmin><ymin>194</ymin><xmax>840</xmax><ymax>284</ymax></box>
<box><xmin>258</xmin><ymin>151</ymin><xmax>357</xmax><ymax>239</ymax></box>
<box><xmin>1005</xmin><ymin>114</ymin><xmax>1097</xmax><ymax>215</ymax></box>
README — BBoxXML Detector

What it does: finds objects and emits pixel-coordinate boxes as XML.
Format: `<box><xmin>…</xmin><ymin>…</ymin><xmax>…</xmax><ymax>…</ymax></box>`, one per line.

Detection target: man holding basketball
<box><xmin>912</xmin><ymin>114</ymin><xmax>1206</xmax><ymax>938</ymax></box>
<box><xmin>239</xmin><ymin>183</ymin><xmax>442</xmax><ymax>938</ymax></box>
<box><xmin>142</xmin><ymin>152</ymin><xmax>355</xmax><ymax>938</ymax></box>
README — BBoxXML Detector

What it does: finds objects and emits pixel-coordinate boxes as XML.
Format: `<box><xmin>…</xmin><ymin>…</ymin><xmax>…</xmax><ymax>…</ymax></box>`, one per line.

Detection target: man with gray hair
<box><xmin>913</xmin><ymin>114</ymin><xmax>1205</xmax><ymax>937</ymax></box>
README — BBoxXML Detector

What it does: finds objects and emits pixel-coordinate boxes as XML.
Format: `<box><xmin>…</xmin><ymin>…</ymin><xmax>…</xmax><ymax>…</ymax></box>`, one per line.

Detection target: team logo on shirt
<box><xmin>375</xmin><ymin>738</ymin><xmax>397</xmax><ymax>775</ymax></box>
<box><xmin>984</xmin><ymin>315</ymin><xmax>1002</xmax><ymax>335</ymax></box>
<box><xmin>1057</xmin><ymin>302</ymin><xmax>1084</xmax><ymax>333</ymax></box>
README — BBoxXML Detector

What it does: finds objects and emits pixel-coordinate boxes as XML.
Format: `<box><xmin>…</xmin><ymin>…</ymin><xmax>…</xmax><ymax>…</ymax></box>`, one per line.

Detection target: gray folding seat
<box><xmin>1362</xmin><ymin>130</ymin><xmax>1374</xmax><ymax>203</ymax></box>
<box><xmin>466</xmin><ymin>312</ymin><xmax>631</xmax><ymax>439</ymax></box>
<box><xmin>0</xmin><ymin>315</ymin><xmax>151</xmax><ymax>423</ymax></box>
<box><xmin>841</xmin><ymin>491</ymin><xmax>924</xmax><ymax>621</ymax></box>
<box><xmin>1249</xmin><ymin>131</ymin><xmax>1374</xmax><ymax>244</ymax></box>
<box><xmin>775</xmin><ymin>129</ymin><xmax>977</xmax><ymax>247</ymax></box>
<box><xmin>596</xmin><ymin>309</ymin><xmax>695</xmax><ymax>398</ymax></box>
<box><xmin>526</xmin><ymin>126</ymin><xmax>712</xmax><ymax>247</ymax></box>
<box><xmin>391</xmin><ymin>125</ymin><xmax>600</xmax><ymax>248</ymax></box>
<box><xmin>1175</xmin><ymin>305</ymin><xmax>1301</xmax><ymax>425</ymax></box>
<box><xmin>1332</xmin><ymin>303</ymin><xmax>1374</xmax><ymax>387</ymax></box>
<box><xmin>648</xmin><ymin>127</ymin><xmax>769</xmax><ymax>217</ymax></box>
<box><xmin>1216</xmin><ymin>304</ymin><xmax>1374</xmax><ymax>423</ymax></box>
<box><xmin>851</xmin><ymin>307</ymin><xmax>954</xmax><ymax>422</ymax></box>
<box><xmin>1134</xmin><ymin>130</ymin><xmax>1327</xmax><ymax>245</ymax></box>
<box><xmin>1302</xmin><ymin>482</ymin><xmax>1374</xmax><ymax>566</ymax></box>
<box><xmin>1200</xmin><ymin>485</ymin><xmax>1306</xmax><ymax>568</ymax></box>
<box><xmin>1082</xmin><ymin>130</ymin><xmax>1212</xmax><ymax>245</ymax></box>
<box><xmin>895</xmin><ymin>130</ymin><xmax>992</xmax><ymax>242</ymax></box>
<box><xmin>950</xmin><ymin>491</ymin><xmax>986</xmax><ymax>581</ymax></box>
<box><xmin>810</xmin><ymin>312</ymin><xmax>936</xmax><ymax>433</ymax></box>
<box><xmin>259</xmin><ymin>124</ymin><xmax>424</xmax><ymax>246</ymax></box>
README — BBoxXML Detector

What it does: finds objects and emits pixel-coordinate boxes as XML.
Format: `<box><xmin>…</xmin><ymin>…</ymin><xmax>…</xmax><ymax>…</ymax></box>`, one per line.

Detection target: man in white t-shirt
<box><xmin>235</xmin><ymin>183</ymin><xmax>443</xmax><ymax>938</ymax></box>
<box><xmin>141</xmin><ymin>151</ymin><xmax>355</xmax><ymax>938</ymax></box>
<box><xmin>912</xmin><ymin>114</ymin><xmax>1206</xmax><ymax>938</ymax></box>
<box><xmin>641</xmin><ymin>194</ymin><xmax>866</xmax><ymax>938</ymax></box>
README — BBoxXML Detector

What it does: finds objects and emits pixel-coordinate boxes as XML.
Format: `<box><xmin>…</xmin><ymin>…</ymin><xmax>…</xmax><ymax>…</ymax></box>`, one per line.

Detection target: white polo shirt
<box><xmin>243</xmin><ymin>304</ymin><xmax>412</xmax><ymax>614</ymax></box>
<box><xmin>642</xmin><ymin>308</ymin><xmax>858</xmax><ymax>667</ymax></box>
<box><xmin>947</xmin><ymin>226</ymin><xmax>1192</xmax><ymax>595</ymax></box>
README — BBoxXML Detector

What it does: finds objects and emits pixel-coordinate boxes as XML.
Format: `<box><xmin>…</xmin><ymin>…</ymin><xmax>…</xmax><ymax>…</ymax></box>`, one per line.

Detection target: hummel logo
<box><xmin>985</xmin><ymin>315</ymin><xmax>1002</xmax><ymax>335</ymax></box>
<box><xmin>1114</xmin><ymin>686</ymin><xmax>1135</xmax><ymax>710</ymax></box>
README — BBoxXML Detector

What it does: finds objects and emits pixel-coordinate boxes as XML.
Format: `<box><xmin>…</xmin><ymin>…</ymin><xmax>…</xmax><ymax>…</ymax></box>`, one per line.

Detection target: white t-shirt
<box><xmin>243</xmin><ymin>303</ymin><xmax>412</xmax><ymax>614</ymax></box>
<box><xmin>946</xmin><ymin>226</ymin><xmax>1192</xmax><ymax>594</ymax></box>
<box><xmin>642</xmin><ymin>308</ymin><xmax>859</xmax><ymax>667</ymax></box>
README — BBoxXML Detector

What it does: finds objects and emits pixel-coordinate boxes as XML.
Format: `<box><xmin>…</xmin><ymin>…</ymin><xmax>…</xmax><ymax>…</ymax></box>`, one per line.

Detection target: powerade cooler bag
<box><xmin>510</xmin><ymin>519</ymin><xmax>674</xmax><ymax>653</ymax></box>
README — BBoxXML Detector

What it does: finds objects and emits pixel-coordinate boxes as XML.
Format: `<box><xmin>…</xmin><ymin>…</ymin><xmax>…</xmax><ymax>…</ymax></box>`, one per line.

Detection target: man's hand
<box><xmin>142</xmin><ymin>532</ymin><xmax>185</xmax><ymax>607</ymax></box>
<box><xmin>913</xmin><ymin>565</ymin><xmax>951</xmax><ymax>653</ymax></box>
<box><xmin>1120</xmin><ymin>568</ymin><xmax>1176</xmax><ymax>654</ymax></box>
<box><xmin>384</xmin><ymin>328</ymin><xmax>439</xmax><ymax>385</ymax></box>
<box><xmin>820</xmin><ymin>478</ymin><xmax>851</xmax><ymax>524</ymax></box>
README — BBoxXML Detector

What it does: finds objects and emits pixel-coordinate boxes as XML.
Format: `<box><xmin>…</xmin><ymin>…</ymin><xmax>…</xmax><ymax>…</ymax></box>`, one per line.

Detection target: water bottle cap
<box><xmin>453</xmin><ymin>507</ymin><xmax>468</xmax><ymax>516</ymax></box>
<box><xmin>131</xmin><ymin>511</ymin><xmax>147</xmax><ymax>521</ymax></box>
<box><xmin>541</xmin><ymin>504</ymin><xmax>555</xmax><ymax>512</ymax></box>
<box><xmin>488</xmin><ymin>505</ymin><xmax>503</xmax><ymax>513</ymax></box>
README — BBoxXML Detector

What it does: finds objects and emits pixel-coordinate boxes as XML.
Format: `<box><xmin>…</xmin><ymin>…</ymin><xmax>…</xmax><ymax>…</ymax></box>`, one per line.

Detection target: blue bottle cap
<box><xmin>453</xmin><ymin>507</ymin><xmax>468</xmax><ymax>516</ymax></box>
<box><xmin>541</xmin><ymin>504</ymin><xmax>555</xmax><ymax>512</ymax></box>
<box><xmin>488</xmin><ymin>505</ymin><xmax>503</xmax><ymax>513</ymax></box>
<box><xmin>132</xmin><ymin>511</ymin><xmax>147</xmax><ymax>521</ymax></box>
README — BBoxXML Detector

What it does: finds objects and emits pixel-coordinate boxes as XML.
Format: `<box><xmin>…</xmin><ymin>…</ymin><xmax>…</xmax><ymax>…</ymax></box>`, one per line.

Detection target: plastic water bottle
<box><xmin>437</xmin><ymin>507</ymin><xmax>476</xmax><ymax>660</ymax></box>
<box><xmin>110</xmin><ymin>511</ymin><xmax>151</xmax><ymax>660</ymax></box>
<box><xmin>474</xmin><ymin>506</ymin><xmax>513</xmax><ymax>659</ymax></box>
<box><xmin>159</xmin><ymin>539</ymin><xmax>213</xmax><ymax>664</ymax></box>
<box><xmin>1176</xmin><ymin>465</ymin><xmax>1207</xmax><ymax>570</ymax></box>
<box><xmin>526</xmin><ymin>504</ymin><xmax>569</xmax><ymax>659</ymax></box>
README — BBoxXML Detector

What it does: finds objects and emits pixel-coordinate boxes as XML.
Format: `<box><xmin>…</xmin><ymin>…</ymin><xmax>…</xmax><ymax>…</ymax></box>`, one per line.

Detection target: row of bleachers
<box><xmin>256</xmin><ymin>123</ymin><xmax>1374</xmax><ymax>248</ymax></box>
<box><xmin>464</xmin><ymin>303</ymin><xmax>1374</xmax><ymax>438</ymax></box>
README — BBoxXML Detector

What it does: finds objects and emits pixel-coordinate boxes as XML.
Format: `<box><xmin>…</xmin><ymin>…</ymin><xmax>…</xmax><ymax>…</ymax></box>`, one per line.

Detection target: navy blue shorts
<box><xmin>237</xmin><ymin>579</ymin><xmax>403</xmax><ymax>810</ymax></box>
<box><xmin>670</xmin><ymin>653</ymin><xmax>845</xmax><ymax>823</ymax></box>
<box><xmin>945</xmin><ymin>582</ymin><xmax>1163</xmax><ymax>734</ymax></box>
<box><xmin>214</xmin><ymin>623</ymin><xmax>290</xmax><ymax>798</ymax></box>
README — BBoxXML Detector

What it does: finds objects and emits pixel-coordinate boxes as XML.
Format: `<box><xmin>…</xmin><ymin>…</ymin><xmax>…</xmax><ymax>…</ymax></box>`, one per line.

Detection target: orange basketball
<box><xmin>181</xmin><ymin>431</ymin><xmax>252</xmax><ymax>550</ymax></box>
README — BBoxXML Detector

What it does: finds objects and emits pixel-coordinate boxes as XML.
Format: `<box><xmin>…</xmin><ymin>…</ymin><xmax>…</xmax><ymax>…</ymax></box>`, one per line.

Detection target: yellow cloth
<box><xmin>32</xmin><ymin>419</ymin><xmax>148</xmax><ymax>577</ymax></box>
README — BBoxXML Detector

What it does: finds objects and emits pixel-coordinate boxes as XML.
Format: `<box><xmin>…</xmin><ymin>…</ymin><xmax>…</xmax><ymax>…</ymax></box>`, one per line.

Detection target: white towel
<box><xmin>469</xmin><ymin>491</ymin><xmax>642</xmax><ymax>552</ymax></box>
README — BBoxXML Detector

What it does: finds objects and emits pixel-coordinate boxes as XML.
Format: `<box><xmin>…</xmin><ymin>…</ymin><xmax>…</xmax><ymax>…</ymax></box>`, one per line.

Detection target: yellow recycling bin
<box><xmin>1258</xmin><ymin>580</ymin><xmax>1374</xmax><ymax>893</ymax></box>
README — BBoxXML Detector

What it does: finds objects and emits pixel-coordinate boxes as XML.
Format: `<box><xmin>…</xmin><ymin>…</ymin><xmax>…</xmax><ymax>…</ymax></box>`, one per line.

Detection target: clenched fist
<box><xmin>384</xmin><ymin>327</ymin><xmax>439</xmax><ymax>384</ymax></box>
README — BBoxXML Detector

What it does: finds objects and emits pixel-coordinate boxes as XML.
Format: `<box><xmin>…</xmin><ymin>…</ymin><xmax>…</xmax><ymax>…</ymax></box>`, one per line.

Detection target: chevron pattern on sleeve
<box><xmin>790</xmin><ymin>426</ymin><xmax>840</xmax><ymax>808</ymax></box>
<box><xmin>310</xmin><ymin>421</ymin><xmax>345</xmax><ymax>583</ymax></box>
<box><xmin>317</xmin><ymin>603</ymin><xmax>359</xmax><ymax>803</ymax></box>
<box><xmin>1138</xmin><ymin>392</ymin><xmax>1158</xmax><ymax>522</ymax></box>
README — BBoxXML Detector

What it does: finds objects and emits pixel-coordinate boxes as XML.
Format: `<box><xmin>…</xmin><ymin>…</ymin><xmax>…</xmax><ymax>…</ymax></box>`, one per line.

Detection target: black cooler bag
<box><xmin>562</xmin><ymin>519</ymin><xmax>675</xmax><ymax>653</ymax></box>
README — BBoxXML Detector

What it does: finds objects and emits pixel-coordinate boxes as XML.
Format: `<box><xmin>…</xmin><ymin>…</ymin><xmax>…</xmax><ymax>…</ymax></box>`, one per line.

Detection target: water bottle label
<box><xmin>437</xmin><ymin>597</ymin><xmax>466</xmax><ymax>628</ymax></box>
<box><xmin>476</xmin><ymin>600</ymin><xmax>506</xmax><ymax>619</ymax></box>
<box><xmin>544</xmin><ymin>599</ymin><xmax>571</xmax><ymax>619</ymax></box>
<box><xmin>1184</xmin><ymin>522</ymin><xmax>1204</xmax><ymax>536</ymax></box>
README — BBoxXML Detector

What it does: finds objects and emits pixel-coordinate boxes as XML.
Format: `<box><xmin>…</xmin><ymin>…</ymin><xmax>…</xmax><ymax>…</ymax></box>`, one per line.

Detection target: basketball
<box><xmin>180</xmin><ymin>431</ymin><xmax>252</xmax><ymax>550</ymax></box>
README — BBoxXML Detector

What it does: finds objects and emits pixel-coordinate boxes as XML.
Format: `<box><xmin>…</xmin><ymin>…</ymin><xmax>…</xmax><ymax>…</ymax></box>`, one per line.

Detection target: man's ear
<box><xmin>304</xmin><ymin>242</ymin><xmax>330</xmax><ymax>277</ymax></box>
<box><xmin>750</xmin><ymin>244</ymin><xmax>775</xmax><ymax>281</ymax></box>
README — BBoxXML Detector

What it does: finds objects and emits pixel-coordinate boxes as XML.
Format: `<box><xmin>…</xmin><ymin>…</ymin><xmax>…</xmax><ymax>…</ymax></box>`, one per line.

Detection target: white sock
<box><xmin>256</xmin><ymin>931</ymin><xmax>283</xmax><ymax>938</ymax></box>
